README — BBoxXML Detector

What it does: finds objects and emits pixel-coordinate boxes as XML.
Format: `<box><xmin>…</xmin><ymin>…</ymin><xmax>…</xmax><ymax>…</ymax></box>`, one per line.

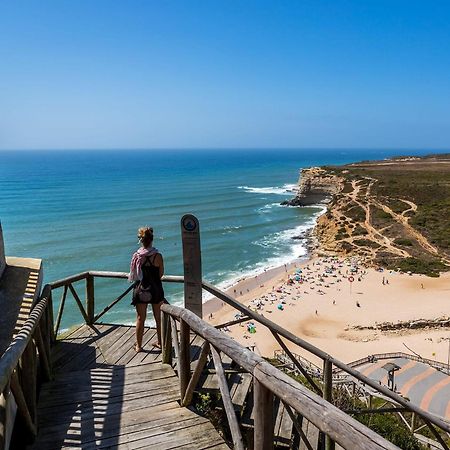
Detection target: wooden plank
<box><xmin>35</xmin><ymin>400</ymin><xmax>200</xmax><ymax>447</ymax></box>
<box><xmin>37</xmin><ymin>390</ymin><xmax>180</xmax><ymax>429</ymax></box>
<box><xmin>231</xmin><ymin>373</ymin><xmax>252</xmax><ymax>412</ymax></box>
<box><xmin>116</xmin><ymin>328</ymin><xmax>157</xmax><ymax>366</ymax></box>
<box><xmin>38</xmin><ymin>373</ymin><xmax>179</xmax><ymax>410</ymax></box>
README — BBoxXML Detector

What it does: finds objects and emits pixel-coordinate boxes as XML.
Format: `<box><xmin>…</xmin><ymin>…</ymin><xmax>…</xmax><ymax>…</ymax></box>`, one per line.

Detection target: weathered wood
<box><xmin>46</xmin><ymin>289</ymin><xmax>55</xmax><ymax>344</ymax></box>
<box><xmin>0</xmin><ymin>287</ymin><xmax>49</xmax><ymax>393</ymax></box>
<box><xmin>54</xmin><ymin>285</ymin><xmax>68</xmax><ymax>336</ymax></box>
<box><xmin>35</xmin><ymin>324</ymin><xmax>52</xmax><ymax>381</ymax></box>
<box><xmin>49</xmin><ymin>271</ymin><xmax>88</xmax><ymax>289</ymax></box>
<box><xmin>161</xmin><ymin>311</ymin><xmax>172</xmax><ymax>365</ymax></box>
<box><xmin>179</xmin><ymin>319</ymin><xmax>191</xmax><ymax>402</ymax></box>
<box><xmin>68</xmin><ymin>283</ymin><xmax>90</xmax><ymax>324</ymax></box>
<box><xmin>93</xmin><ymin>283</ymin><xmax>135</xmax><ymax>323</ymax></box>
<box><xmin>201</xmin><ymin>281</ymin><xmax>450</xmax><ymax>436</ymax></box>
<box><xmin>10</xmin><ymin>371</ymin><xmax>36</xmax><ymax>437</ymax></box>
<box><xmin>21</xmin><ymin>340</ymin><xmax>37</xmax><ymax>427</ymax></box>
<box><xmin>254</xmin><ymin>371</ymin><xmax>274</xmax><ymax>450</ymax></box>
<box><xmin>271</xmin><ymin>330</ymin><xmax>322</xmax><ymax>396</ymax></box>
<box><xmin>31</xmin><ymin>325</ymin><xmax>227</xmax><ymax>450</ymax></box>
<box><xmin>162</xmin><ymin>305</ymin><xmax>400</xmax><ymax>450</ymax></box>
<box><xmin>182</xmin><ymin>341</ymin><xmax>210</xmax><ymax>406</ymax></box>
<box><xmin>423</xmin><ymin>419</ymin><xmax>450</xmax><ymax>450</ymax></box>
<box><xmin>86</xmin><ymin>274</ymin><xmax>95</xmax><ymax>325</ymax></box>
<box><xmin>283</xmin><ymin>402</ymin><xmax>314</xmax><ymax>450</ymax></box>
<box><xmin>323</xmin><ymin>359</ymin><xmax>335</xmax><ymax>450</ymax></box>
<box><xmin>210</xmin><ymin>346</ymin><xmax>244</xmax><ymax>450</ymax></box>
<box><xmin>254</xmin><ymin>362</ymin><xmax>399</xmax><ymax>450</ymax></box>
<box><xmin>170</xmin><ymin>317</ymin><xmax>180</xmax><ymax>367</ymax></box>
<box><xmin>215</xmin><ymin>316</ymin><xmax>250</xmax><ymax>329</ymax></box>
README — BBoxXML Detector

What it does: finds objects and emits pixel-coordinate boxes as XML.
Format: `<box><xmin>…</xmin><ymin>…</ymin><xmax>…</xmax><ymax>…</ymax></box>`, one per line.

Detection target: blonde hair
<box><xmin>138</xmin><ymin>227</ymin><xmax>154</xmax><ymax>247</ymax></box>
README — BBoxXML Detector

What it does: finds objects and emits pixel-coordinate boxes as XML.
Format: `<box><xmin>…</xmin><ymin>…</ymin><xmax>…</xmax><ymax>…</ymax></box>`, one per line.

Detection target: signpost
<box><xmin>181</xmin><ymin>214</ymin><xmax>203</xmax><ymax>318</ymax></box>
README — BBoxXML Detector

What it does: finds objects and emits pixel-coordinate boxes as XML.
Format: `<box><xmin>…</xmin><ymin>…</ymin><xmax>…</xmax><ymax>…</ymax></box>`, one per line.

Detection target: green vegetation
<box><xmin>353</xmin><ymin>239</ymin><xmax>380</xmax><ymax>249</ymax></box>
<box><xmin>328</xmin><ymin>156</ymin><xmax>450</xmax><ymax>275</ymax></box>
<box><xmin>394</xmin><ymin>238</ymin><xmax>414</xmax><ymax>247</ymax></box>
<box><xmin>345</xmin><ymin>205</ymin><xmax>366</xmax><ymax>222</ymax></box>
<box><xmin>387</xmin><ymin>257</ymin><xmax>448</xmax><ymax>277</ymax></box>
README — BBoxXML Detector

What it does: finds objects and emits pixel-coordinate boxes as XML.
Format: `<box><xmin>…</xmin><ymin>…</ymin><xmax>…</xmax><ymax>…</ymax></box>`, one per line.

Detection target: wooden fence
<box><xmin>0</xmin><ymin>285</ymin><xmax>54</xmax><ymax>449</ymax></box>
<box><xmin>1</xmin><ymin>270</ymin><xmax>449</xmax><ymax>449</ymax></box>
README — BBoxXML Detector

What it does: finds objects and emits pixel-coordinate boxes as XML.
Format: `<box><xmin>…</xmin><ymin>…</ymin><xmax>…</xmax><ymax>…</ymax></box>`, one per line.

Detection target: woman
<box><xmin>128</xmin><ymin>227</ymin><xmax>165</xmax><ymax>352</ymax></box>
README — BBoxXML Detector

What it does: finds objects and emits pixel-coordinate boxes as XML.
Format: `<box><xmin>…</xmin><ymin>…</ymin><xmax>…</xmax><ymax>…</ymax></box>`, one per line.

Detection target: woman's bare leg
<box><xmin>151</xmin><ymin>301</ymin><xmax>163</xmax><ymax>347</ymax></box>
<box><xmin>135</xmin><ymin>303</ymin><xmax>147</xmax><ymax>351</ymax></box>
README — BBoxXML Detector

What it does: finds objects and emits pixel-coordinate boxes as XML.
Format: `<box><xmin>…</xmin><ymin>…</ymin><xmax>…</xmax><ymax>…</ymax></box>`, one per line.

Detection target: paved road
<box><xmin>357</xmin><ymin>357</ymin><xmax>450</xmax><ymax>419</ymax></box>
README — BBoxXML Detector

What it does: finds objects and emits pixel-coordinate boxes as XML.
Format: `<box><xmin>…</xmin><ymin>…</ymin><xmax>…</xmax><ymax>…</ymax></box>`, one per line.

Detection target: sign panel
<box><xmin>181</xmin><ymin>214</ymin><xmax>202</xmax><ymax>318</ymax></box>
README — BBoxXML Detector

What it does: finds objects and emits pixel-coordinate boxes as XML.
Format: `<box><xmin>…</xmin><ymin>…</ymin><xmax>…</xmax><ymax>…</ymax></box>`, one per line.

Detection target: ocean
<box><xmin>0</xmin><ymin>148</ymin><xmax>432</xmax><ymax>330</ymax></box>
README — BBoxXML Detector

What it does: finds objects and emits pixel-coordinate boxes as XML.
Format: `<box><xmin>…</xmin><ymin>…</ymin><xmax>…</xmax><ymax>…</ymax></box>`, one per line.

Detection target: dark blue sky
<box><xmin>1</xmin><ymin>1</ymin><xmax>449</xmax><ymax>150</ymax></box>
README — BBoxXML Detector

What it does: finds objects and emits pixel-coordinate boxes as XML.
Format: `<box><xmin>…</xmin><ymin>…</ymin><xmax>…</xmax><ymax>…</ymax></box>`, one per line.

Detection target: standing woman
<box><xmin>128</xmin><ymin>227</ymin><xmax>165</xmax><ymax>352</ymax></box>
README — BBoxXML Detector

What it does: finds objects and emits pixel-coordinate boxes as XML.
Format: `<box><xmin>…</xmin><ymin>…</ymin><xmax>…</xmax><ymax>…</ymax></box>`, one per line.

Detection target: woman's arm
<box><xmin>154</xmin><ymin>253</ymin><xmax>164</xmax><ymax>278</ymax></box>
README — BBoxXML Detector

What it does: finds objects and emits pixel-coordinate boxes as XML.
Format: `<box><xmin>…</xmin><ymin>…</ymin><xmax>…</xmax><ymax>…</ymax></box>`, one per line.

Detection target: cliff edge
<box><xmin>284</xmin><ymin>155</ymin><xmax>450</xmax><ymax>276</ymax></box>
<box><xmin>281</xmin><ymin>167</ymin><xmax>343</xmax><ymax>206</ymax></box>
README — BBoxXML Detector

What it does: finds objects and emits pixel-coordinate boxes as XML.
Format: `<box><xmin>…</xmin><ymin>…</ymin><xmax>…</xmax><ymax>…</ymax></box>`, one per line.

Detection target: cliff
<box><xmin>282</xmin><ymin>155</ymin><xmax>450</xmax><ymax>276</ymax></box>
<box><xmin>281</xmin><ymin>167</ymin><xmax>343</xmax><ymax>206</ymax></box>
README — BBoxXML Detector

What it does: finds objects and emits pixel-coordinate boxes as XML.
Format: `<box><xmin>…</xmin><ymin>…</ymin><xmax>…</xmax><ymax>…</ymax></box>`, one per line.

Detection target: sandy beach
<box><xmin>205</xmin><ymin>256</ymin><xmax>450</xmax><ymax>367</ymax></box>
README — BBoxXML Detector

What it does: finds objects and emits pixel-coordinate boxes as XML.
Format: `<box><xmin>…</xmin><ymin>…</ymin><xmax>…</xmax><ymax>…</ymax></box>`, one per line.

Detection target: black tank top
<box><xmin>140</xmin><ymin>254</ymin><xmax>164</xmax><ymax>302</ymax></box>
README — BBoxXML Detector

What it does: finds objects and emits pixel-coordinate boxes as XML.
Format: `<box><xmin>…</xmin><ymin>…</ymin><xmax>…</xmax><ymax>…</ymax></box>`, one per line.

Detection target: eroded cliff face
<box><xmin>282</xmin><ymin>167</ymin><xmax>343</xmax><ymax>206</ymax></box>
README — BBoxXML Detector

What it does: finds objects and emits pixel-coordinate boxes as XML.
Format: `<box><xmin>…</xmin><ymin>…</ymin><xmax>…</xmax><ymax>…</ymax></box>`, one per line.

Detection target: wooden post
<box><xmin>161</xmin><ymin>311</ymin><xmax>172</xmax><ymax>365</ymax></box>
<box><xmin>54</xmin><ymin>285</ymin><xmax>68</xmax><ymax>336</ymax></box>
<box><xmin>46</xmin><ymin>289</ymin><xmax>55</xmax><ymax>344</ymax></box>
<box><xmin>10</xmin><ymin>372</ymin><xmax>36</xmax><ymax>437</ymax></box>
<box><xmin>35</xmin><ymin>324</ymin><xmax>52</xmax><ymax>381</ymax></box>
<box><xmin>181</xmin><ymin>214</ymin><xmax>202</xmax><ymax>318</ymax></box>
<box><xmin>20</xmin><ymin>341</ymin><xmax>37</xmax><ymax>427</ymax></box>
<box><xmin>323</xmin><ymin>359</ymin><xmax>335</xmax><ymax>450</ymax></box>
<box><xmin>179</xmin><ymin>320</ymin><xmax>191</xmax><ymax>401</ymax></box>
<box><xmin>86</xmin><ymin>275</ymin><xmax>95</xmax><ymax>325</ymax></box>
<box><xmin>254</xmin><ymin>368</ymin><xmax>274</xmax><ymax>450</ymax></box>
<box><xmin>182</xmin><ymin>341</ymin><xmax>210</xmax><ymax>406</ymax></box>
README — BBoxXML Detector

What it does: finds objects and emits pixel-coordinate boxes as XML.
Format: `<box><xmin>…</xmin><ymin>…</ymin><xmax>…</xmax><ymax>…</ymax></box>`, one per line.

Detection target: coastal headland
<box><xmin>206</xmin><ymin>154</ymin><xmax>450</xmax><ymax>367</ymax></box>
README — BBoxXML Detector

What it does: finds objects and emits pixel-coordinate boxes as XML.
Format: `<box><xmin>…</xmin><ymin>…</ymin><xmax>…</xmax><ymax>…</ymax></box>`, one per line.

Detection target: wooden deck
<box><xmin>31</xmin><ymin>324</ymin><xmax>228</xmax><ymax>449</ymax></box>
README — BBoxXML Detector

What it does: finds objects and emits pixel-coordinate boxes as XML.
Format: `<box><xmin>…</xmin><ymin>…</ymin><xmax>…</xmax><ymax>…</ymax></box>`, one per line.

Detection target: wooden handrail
<box><xmin>200</xmin><ymin>279</ymin><xmax>450</xmax><ymax>434</ymax></box>
<box><xmin>161</xmin><ymin>303</ymin><xmax>399</xmax><ymax>450</ymax></box>
<box><xmin>46</xmin><ymin>270</ymin><xmax>450</xmax><ymax>435</ymax></box>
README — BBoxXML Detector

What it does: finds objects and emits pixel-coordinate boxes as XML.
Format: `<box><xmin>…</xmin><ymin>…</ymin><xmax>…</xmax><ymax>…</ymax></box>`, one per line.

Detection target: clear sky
<box><xmin>1</xmin><ymin>1</ymin><xmax>449</xmax><ymax>150</ymax></box>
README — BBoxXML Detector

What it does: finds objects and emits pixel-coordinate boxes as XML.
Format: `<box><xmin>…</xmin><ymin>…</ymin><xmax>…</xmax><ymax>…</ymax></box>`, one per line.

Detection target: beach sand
<box><xmin>205</xmin><ymin>257</ymin><xmax>450</xmax><ymax>367</ymax></box>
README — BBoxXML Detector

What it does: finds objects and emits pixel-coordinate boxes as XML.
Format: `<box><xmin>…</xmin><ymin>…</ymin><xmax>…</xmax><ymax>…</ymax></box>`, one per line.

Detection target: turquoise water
<box><xmin>0</xmin><ymin>148</ymin><xmax>433</xmax><ymax>329</ymax></box>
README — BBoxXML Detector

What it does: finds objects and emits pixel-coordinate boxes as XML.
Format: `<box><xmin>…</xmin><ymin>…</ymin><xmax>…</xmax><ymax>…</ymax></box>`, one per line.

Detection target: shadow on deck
<box><xmin>31</xmin><ymin>324</ymin><xmax>228</xmax><ymax>449</ymax></box>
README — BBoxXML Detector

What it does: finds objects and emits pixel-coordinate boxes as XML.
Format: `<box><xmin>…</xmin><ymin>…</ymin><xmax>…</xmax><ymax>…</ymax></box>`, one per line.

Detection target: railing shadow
<box><xmin>32</xmin><ymin>342</ymin><xmax>125</xmax><ymax>449</ymax></box>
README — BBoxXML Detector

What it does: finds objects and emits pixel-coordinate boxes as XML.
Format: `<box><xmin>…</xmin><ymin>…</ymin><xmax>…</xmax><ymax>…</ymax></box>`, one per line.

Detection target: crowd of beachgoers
<box><xmin>206</xmin><ymin>256</ymin><xmax>450</xmax><ymax>365</ymax></box>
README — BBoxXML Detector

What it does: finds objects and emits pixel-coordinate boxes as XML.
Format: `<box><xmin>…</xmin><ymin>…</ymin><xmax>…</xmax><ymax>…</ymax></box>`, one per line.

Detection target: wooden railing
<box><xmin>2</xmin><ymin>269</ymin><xmax>450</xmax><ymax>449</ymax></box>
<box><xmin>160</xmin><ymin>303</ymin><xmax>399</xmax><ymax>450</ymax></box>
<box><xmin>0</xmin><ymin>285</ymin><xmax>54</xmax><ymax>449</ymax></box>
<box><xmin>48</xmin><ymin>271</ymin><xmax>450</xmax><ymax>448</ymax></box>
<box><xmin>343</xmin><ymin>352</ymin><xmax>450</xmax><ymax>374</ymax></box>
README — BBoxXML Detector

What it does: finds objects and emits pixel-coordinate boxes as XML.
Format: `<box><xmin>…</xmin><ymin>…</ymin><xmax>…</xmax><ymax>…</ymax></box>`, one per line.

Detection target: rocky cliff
<box><xmin>281</xmin><ymin>167</ymin><xmax>343</xmax><ymax>206</ymax></box>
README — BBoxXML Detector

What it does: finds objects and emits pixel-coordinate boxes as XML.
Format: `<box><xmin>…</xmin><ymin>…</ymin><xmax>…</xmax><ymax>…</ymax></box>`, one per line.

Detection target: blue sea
<box><xmin>0</xmin><ymin>148</ymin><xmax>434</xmax><ymax>330</ymax></box>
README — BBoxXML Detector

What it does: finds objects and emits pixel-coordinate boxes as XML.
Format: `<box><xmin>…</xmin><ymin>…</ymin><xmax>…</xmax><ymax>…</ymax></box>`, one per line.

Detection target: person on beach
<box><xmin>128</xmin><ymin>227</ymin><xmax>165</xmax><ymax>353</ymax></box>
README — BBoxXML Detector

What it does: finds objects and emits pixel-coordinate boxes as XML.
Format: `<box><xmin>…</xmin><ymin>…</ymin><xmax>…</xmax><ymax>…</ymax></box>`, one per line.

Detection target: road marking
<box><xmin>401</xmin><ymin>367</ymin><xmax>436</xmax><ymax>398</ymax></box>
<box><xmin>420</xmin><ymin>376</ymin><xmax>450</xmax><ymax>411</ymax></box>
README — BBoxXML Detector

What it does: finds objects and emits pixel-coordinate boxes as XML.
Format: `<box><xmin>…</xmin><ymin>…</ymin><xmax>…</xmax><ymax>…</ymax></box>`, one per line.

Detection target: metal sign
<box><xmin>181</xmin><ymin>214</ymin><xmax>202</xmax><ymax>318</ymax></box>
